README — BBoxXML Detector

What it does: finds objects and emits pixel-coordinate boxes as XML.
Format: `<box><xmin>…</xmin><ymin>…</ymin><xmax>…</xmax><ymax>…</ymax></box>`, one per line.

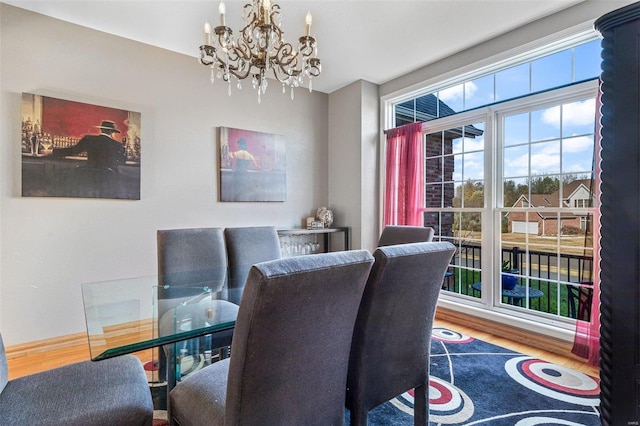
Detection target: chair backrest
<box><xmin>346</xmin><ymin>242</ymin><xmax>455</xmax><ymax>412</ymax></box>
<box><xmin>157</xmin><ymin>228</ymin><xmax>228</xmax><ymax>315</ymax></box>
<box><xmin>377</xmin><ymin>225</ymin><xmax>434</xmax><ymax>247</ymax></box>
<box><xmin>224</xmin><ymin>250</ymin><xmax>374</xmax><ymax>425</ymax></box>
<box><xmin>224</xmin><ymin>226</ymin><xmax>282</xmax><ymax>302</ymax></box>
<box><xmin>0</xmin><ymin>333</ymin><xmax>7</xmax><ymax>395</ymax></box>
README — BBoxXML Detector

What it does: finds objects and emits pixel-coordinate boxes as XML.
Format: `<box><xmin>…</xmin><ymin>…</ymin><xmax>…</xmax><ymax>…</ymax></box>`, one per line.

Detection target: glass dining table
<box><xmin>81</xmin><ymin>272</ymin><xmax>244</xmax><ymax>412</ymax></box>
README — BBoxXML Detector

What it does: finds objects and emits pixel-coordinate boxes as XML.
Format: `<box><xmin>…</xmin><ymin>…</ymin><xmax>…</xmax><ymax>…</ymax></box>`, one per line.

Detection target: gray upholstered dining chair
<box><xmin>377</xmin><ymin>225</ymin><xmax>434</xmax><ymax>247</ymax></box>
<box><xmin>223</xmin><ymin>226</ymin><xmax>282</xmax><ymax>304</ymax></box>
<box><xmin>0</xmin><ymin>333</ymin><xmax>153</xmax><ymax>425</ymax></box>
<box><xmin>157</xmin><ymin>228</ymin><xmax>238</xmax><ymax>382</ymax></box>
<box><xmin>345</xmin><ymin>242</ymin><xmax>456</xmax><ymax>426</ymax></box>
<box><xmin>169</xmin><ymin>250</ymin><xmax>375</xmax><ymax>426</ymax></box>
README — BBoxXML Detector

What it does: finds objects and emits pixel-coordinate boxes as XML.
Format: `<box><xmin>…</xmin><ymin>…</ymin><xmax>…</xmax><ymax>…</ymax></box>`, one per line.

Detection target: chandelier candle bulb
<box><xmin>305</xmin><ymin>11</ymin><xmax>312</xmax><ymax>36</ymax></box>
<box><xmin>204</xmin><ymin>22</ymin><xmax>211</xmax><ymax>45</ymax></box>
<box><xmin>263</xmin><ymin>0</ymin><xmax>271</xmax><ymax>24</ymax></box>
<box><xmin>218</xmin><ymin>1</ymin><xmax>226</xmax><ymax>26</ymax></box>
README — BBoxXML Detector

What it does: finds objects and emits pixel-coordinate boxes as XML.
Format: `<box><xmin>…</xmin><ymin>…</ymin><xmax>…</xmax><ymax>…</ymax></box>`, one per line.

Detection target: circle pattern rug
<box><xmin>347</xmin><ymin>327</ymin><xmax>600</xmax><ymax>425</ymax></box>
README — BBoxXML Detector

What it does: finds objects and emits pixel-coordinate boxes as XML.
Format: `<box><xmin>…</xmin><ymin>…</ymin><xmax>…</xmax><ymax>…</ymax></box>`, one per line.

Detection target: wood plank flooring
<box><xmin>5</xmin><ymin>315</ymin><xmax>599</xmax><ymax>381</ymax></box>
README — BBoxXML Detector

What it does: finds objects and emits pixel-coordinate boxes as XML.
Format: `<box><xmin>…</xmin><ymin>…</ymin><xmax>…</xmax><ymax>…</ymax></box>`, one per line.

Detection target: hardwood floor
<box><xmin>5</xmin><ymin>314</ymin><xmax>599</xmax><ymax>381</ymax></box>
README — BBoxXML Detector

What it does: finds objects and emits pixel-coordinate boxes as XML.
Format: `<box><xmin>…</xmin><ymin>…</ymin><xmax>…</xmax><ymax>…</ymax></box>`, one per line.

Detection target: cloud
<box><xmin>541</xmin><ymin>98</ymin><xmax>596</xmax><ymax>128</ymax></box>
<box><xmin>452</xmin><ymin>136</ymin><xmax>484</xmax><ymax>153</ymax></box>
<box><xmin>563</xmin><ymin>135</ymin><xmax>593</xmax><ymax>153</ymax></box>
<box><xmin>439</xmin><ymin>81</ymin><xmax>477</xmax><ymax>102</ymax></box>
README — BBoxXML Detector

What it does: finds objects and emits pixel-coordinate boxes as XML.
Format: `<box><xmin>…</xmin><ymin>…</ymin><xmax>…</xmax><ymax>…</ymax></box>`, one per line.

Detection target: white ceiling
<box><xmin>3</xmin><ymin>0</ymin><xmax>591</xmax><ymax>93</ymax></box>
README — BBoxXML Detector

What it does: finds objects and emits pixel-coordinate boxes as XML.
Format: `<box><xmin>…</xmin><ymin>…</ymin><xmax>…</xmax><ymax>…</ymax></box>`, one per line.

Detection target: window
<box><xmin>386</xmin><ymin>32</ymin><xmax>599</xmax><ymax>330</ymax></box>
<box><xmin>395</xmin><ymin>38</ymin><xmax>601</xmax><ymax>126</ymax></box>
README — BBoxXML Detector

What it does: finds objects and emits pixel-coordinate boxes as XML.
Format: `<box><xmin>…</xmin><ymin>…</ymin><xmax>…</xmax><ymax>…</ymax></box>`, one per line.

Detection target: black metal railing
<box><xmin>443</xmin><ymin>243</ymin><xmax>593</xmax><ymax>320</ymax></box>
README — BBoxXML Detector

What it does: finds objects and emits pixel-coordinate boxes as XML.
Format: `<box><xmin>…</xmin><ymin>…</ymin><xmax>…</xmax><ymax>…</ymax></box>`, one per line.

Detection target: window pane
<box><xmin>464</xmin><ymin>180</ymin><xmax>484</xmax><ymax>207</ymax></box>
<box><xmin>503</xmin><ymin>177</ymin><xmax>529</xmax><ymax>208</ymax></box>
<box><xmin>464</xmin><ymin>122</ymin><xmax>485</xmax><ymax>151</ymax></box>
<box><xmin>574</xmin><ymin>40</ymin><xmax>601</xmax><ymax>82</ymax></box>
<box><xmin>465</xmin><ymin>75</ymin><xmax>494</xmax><ymax>110</ymax></box>
<box><xmin>532</xmin><ymin>50</ymin><xmax>572</xmax><ymax>92</ymax></box>
<box><xmin>426</xmin><ymin>157</ymin><xmax>442</xmax><ymax>183</ymax></box>
<box><xmin>452</xmin><ymin>136</ymin><xmax>463</xmax><ymax>154</ymax></box>
<box><xmin>395</xmin><ymin>99</ymin><xmax>416</xmax><ymax>126</ymax></box>
<box><xmin>504</xmin><ymin>113</ymin><xmax>529</xmax><ymax>146</ymax></box>
<box><xmin>426</xmin><ymin>131</ymin><xmax>444</xmax><ymax>157</ymax></box>
<box><xmin>531</xmin><ymin>106</ymin><xmax>560</xmax><ymax>142</ymax></box>
<box><xmin>496</xmin><ymin>63</ymin><xmax>530</xmax><ymax>101</ymax></box>
<box><xmin>464</xmin><ymin>152</ymin><xmax>484</xmax><ymax>181</ymax></box>
<box><xmin>453</xmin><ymin>154</ymin><xmax>463</xmax><ymax>181</ymax></box>
<box><xmin>562</xmin><ymin>135</ymin><xmax>594</xmax><ymax>174</ymax></box>
<box><xmin>531</xmin><ymin>140</ymin><xmax>560</xmax><ymax>175</ymax></box>
<box><xmin>425</xmin><ymin>183</ymin><xmax>442</xmax><ymax>208</ymax></box>
<box><xmin>530</xmin><ymin>174</ymin><xmax>561</xmax><ymax>206</ymax></box>
<box><xmin>504</xmin><ymin>145</ymin><xmax>529</xmax><ymax>179</ymax></box>
<box><xmin>438</xmin><ymin>84</ymin><xmax>463</xmax><ymax>117</ymax></box>
<box><xmin>562</xmin><ymin>98</ymin><xmax>595</xmax><ymax>136</ymax></box>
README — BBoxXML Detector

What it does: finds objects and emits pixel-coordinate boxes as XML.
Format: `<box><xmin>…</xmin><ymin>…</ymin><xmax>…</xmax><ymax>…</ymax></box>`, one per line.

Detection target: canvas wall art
<box><xmin>21</xmin><ymin>93</ymin><xmax>141</xmax><ymax>200</ymax></box>
<box><xmin>219</xmin><ymin>127</ymin><xmax>286</xmax><ymax>202</ymax></box>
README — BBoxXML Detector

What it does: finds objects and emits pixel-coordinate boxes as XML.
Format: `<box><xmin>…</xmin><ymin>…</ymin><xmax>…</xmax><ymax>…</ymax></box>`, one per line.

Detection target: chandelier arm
<box><xmin>270</xmin><ymin>65</ymin><xmax>301</xmax><ymax>83</ymax></box>
<box><xmin>226</xmin><ymin>64</ymin><xmax>253</xmax><ymax>81</ymax></box>
<box><xmin>272</xmin><ymin>43</ymin><xmax>298</xmax><ymax>68</ymax></box>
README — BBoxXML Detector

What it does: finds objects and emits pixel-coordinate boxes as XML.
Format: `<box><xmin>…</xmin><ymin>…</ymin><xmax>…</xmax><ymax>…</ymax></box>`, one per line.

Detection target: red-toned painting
<box><xmin>219</xmin><ymin>127</ymin><xmax>286</xmax><ymax>202</ymax></box>
<box><xmin>21</xmin><ymin>93</ymin><xmax>141</xmax><ymax>199</ymax></box>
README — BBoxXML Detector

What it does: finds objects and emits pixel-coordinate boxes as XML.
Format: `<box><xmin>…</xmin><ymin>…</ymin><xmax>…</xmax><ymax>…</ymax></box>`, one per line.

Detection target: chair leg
<box><xmin>350</xmin><ymin>406</ymin><xmax>369</xmax><ymax>426</ymax></box>
<box><xmin>413</xmin><ymin>384</ymin><xmax>428</xmax><ymax>426</ymax></box>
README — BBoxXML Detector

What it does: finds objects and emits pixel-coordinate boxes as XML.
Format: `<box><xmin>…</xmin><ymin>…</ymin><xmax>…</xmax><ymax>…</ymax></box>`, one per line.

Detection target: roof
<box><xmin>395</xmin><ymin>94</ymin><xmax>484</xmax><ymax>137</ymax></box>
<box><xmin>507</xmin><ymin>179</ymin><xmax>594</xmax><ymax>219</ymax></box>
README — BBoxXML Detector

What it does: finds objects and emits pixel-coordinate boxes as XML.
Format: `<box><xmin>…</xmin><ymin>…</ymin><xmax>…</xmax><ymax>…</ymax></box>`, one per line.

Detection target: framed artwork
<box><xmin>219</xmin><ymin>127</ymin><xmax>286</xmax><ymax>202</ymax></box>
<box><xmin>21</xmin><ymin>93</ymin><xmax>141</xmax><ymax>200</ymax></box>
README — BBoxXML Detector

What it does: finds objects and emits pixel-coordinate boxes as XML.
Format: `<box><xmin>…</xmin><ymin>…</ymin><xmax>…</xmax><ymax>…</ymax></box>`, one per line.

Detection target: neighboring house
<box><xmin>506</xmin><ymin>179</ymin><xmax>594</xmax><ymax>235</ymax></box>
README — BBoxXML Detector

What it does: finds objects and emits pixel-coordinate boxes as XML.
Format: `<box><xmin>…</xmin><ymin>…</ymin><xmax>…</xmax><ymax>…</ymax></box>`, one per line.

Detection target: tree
<box><xmin>529</xmin><ymin>175</ymin><xmax>559</xmax><ymax>194</ymax></box>
<box><xmin>453</xmin><ymin>180</ymin><xmax>483</xmax><ymax>232</ymax></box>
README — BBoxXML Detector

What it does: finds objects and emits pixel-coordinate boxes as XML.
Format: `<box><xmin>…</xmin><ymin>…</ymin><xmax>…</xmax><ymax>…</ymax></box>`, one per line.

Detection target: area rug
<box><xmin>354</xmin><ymin>327</ymin><xmax>600</xmax><ymax>425</ymax></box>
<box><xmin>151</xmin><ymin>327</ymin><xmax>600</xmax><ymax>425</ymax></box>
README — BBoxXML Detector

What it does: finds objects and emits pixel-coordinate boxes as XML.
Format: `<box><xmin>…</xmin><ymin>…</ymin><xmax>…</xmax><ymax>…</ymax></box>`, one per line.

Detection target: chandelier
<box><xmin>199</xmin><ymin>0</ymin><xmax>321</xmax><ymax>103</ymax></box>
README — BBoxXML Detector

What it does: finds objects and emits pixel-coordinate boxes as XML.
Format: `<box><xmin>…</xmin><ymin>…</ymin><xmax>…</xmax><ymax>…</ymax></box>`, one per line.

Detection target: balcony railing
<box><xmin>442</xmin><ymin>243</ymin><xmax>593</xmax><ymax>320</ymax></box>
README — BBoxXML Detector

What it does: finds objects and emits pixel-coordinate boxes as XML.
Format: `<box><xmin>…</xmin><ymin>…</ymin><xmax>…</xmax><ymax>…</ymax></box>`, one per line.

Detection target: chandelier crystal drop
<box><xmin>199</xmin><ymin>0</ymin><xmax>321</xmax><ymax>102</ymax></box>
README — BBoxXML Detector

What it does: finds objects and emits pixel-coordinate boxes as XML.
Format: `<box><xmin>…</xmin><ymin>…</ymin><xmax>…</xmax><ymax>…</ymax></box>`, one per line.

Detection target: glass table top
<box><xmin>81</xmin><ymin>274</ymin><xmax>241</xmax><ymax>361</ymax></box>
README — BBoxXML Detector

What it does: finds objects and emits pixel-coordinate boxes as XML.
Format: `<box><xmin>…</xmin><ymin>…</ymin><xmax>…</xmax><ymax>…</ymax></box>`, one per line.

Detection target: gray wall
<box><xmin>327</xmin><ymin>80</ymin><xmax>379</xmax><ymax>253</ymax></box>
<box><xmin>0</xmin><ymin>4</ymin><xmax>329</xmax><ymax>345</ymax></box>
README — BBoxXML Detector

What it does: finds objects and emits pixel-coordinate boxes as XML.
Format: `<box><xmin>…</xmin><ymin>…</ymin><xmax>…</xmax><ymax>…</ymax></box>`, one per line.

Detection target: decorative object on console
<box><xmin>198</xmin><ymin>0</ymin><xmax>321</xmax><ymax>103</ymax></box>
<box><xmin>316</xmin><ymin>206</ymin><xmax>333</xmax><ymax>227</ymax></box>
<box><xmin>20</xmin><ymin>93</ymin><xmax>141</xmax><ymax>200</ymax></box>
<box><xmin>306</xmin><ymin>216</ymin><xmax>315</xmax><ymax>229</ymax></box>
<box><xmin>219</xmin><ymin>126</ymin><xmax>286</xmax><ymax>202</ymax></box>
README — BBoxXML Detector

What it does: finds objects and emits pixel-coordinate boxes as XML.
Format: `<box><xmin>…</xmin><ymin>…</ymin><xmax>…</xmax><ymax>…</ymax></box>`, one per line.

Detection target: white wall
<box><xmin>0</xmin><ymin>4</ymin><xmax>329</xmax><ymax>345</ymax></box>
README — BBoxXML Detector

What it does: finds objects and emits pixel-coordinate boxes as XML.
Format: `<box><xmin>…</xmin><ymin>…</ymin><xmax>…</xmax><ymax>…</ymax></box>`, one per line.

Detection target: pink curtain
<box><xmin>383</xmin><ymin>122</ymin><xmax>424</xmax><ymax>226</ymax></box>
<box><xmin>571</xmin><ymin>81</ymin><xmax>602</xmax><ymax>366</ymax></box>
